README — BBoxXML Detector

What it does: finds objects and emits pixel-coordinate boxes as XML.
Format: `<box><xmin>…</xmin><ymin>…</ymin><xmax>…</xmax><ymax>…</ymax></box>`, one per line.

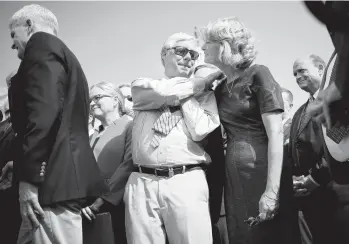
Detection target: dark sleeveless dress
<box><xmin>217</xmin><ymin>64</ymin><xmax>300</xmax><ymax>244</ymax></box>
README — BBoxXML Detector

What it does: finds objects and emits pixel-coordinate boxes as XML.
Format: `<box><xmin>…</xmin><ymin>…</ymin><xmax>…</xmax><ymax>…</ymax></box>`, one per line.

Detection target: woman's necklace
<box><xmin>225</xmin><ymin>80</ymin><xmax>234</xmax><ymax>98</ymax></box>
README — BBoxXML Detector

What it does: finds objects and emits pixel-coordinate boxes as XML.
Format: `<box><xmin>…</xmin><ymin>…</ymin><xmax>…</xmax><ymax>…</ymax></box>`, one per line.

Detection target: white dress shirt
<box><xmin>131</xmin><ymin>77</ymin><xmax>220</xmax><ymax>168</ymax></box>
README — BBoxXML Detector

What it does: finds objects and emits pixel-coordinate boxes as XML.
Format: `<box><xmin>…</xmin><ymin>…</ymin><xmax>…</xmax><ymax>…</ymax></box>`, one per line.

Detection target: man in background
<box><xmin>289</xmin><ymin>55</ymin><xmax>334</xmax><ymax>244</ymax></box>
<box><xmin>118</xmin><ymin>83</ymin><xmax>134</xmax><ymax>118</ymax></box>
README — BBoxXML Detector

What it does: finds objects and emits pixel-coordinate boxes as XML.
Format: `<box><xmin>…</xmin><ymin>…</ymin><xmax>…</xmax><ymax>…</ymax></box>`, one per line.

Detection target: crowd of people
<box><xmin>0</xmin><ymin>2</ymin><xmax>349</xmax><ymax>244</ymax></box>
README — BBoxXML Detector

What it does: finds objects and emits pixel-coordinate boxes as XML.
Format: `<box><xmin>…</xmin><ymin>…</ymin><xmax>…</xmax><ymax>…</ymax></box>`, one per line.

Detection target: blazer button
<box><xmin>40</xmin><ymin>172</ymin><xmax>44</xmax><ymax>177</ymax></box>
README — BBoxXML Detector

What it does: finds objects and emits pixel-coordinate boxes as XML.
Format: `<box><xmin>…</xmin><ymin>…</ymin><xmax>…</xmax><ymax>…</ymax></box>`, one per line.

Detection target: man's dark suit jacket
<box><xmin>289</xmin><ymin>101</ymin><xmax>331</xmax><ymax>185</ymax></box>
<box><xmin>9</xmin><ymin>32</ymin><xmax>108</xmax><ymax>206</ymax></box>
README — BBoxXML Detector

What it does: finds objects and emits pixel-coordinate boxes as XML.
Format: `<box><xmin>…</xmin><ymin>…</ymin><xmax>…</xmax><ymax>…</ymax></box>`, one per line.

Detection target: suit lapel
<box><xmin>289</xmin><ymin>104</ymin><xmax>306</xmax><ymax>168</ymax></box>
<box><xmin>296</xmin><ymin>100</ymin><xmax>311</xmax><ymax>139</ymax></box>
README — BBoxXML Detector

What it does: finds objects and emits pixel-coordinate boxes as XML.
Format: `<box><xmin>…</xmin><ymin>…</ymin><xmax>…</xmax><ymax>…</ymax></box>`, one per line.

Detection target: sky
<box><xmin>0</xmin><ymin>1</ymin><xmax>334</xmax><ymax>112</ymax></box>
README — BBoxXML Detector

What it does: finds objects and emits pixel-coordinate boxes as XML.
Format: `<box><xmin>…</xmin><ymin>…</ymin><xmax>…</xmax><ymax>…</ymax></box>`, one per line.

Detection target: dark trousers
<box><xmin>250</xmin><ymin>165</ymin><xmax>301</xmax><ymax>244</ymax></box>
<box><xmin>296</xmin><ymin>185</ymin><xmax>335</xmax><ymax>244</ymax></box>
<box><xmin>0</xmin><ymin>186</ymin><xmax>21</xmax><ymax>244</ymax></box>
<box><xmin>329</xmin><ymin>182</ymin><xmax>349</xmax><ymax>244</ymax></box>
<box><xmin>212</xmin><ymin>193</ymin><xmax>229</xmax><ymax>244</ymax></box>
<box><xmin>103</xmin><ymin>202</ymin><xmax>127</xmax><ymax>244</ymax></box>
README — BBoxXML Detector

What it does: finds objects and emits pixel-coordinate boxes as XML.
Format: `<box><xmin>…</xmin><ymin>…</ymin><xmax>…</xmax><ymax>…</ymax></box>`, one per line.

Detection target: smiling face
<box><xmin>293</xmin><ymin>59</ymin><xmax>322</xmax><ymax>93</ymax></box>
<box><xmin>202</xmin><ymin>41</ymin><xmax>221</xmax><ymax>66</ymax></box>
<box><xmin>10</xmin><ymin>24</ymin><xmax>31</xmax><ymax>60</ymax></box>
<box><xmin>163</xmin><ymin>40</ymin><xmax>198</xmax><ymax>78</ymax></box>
<box><xmin>89</xmin><ymin>86</ymin><xmax>118</xmax><ymax>121</ymax></box>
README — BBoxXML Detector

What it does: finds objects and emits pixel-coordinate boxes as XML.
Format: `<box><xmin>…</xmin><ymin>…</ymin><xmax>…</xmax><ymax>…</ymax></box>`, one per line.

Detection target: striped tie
<box><xmin>151</xmin><ymin>106</ymin><xmax>182</xmax><ymax>147</ymax></box>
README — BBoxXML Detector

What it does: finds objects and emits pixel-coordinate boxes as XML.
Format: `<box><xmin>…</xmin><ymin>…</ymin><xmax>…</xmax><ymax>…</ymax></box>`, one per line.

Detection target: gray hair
<box><xmin>90</xmin><ymin>82</ymin><xmax>125</xmax><ymax>116</ymax></box>
<box><xmin>201</xmin><ymin>17</ymin><xmax>257</xmax><ymax>70</ymax></box>
<box><xmin>160</xmin><ymin>32</ymin><xmax>199</xmax><ymax>66</ymax></box>
<box><xmin>9</xmin><ymin>4</ymin><xmax>59</xmax><ymax>36</ymax></box>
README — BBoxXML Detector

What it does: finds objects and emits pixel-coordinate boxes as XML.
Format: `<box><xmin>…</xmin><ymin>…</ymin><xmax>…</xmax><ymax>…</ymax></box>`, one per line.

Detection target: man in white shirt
<box><xmin>126</xmin><ymin>32</ymin><xmax>223</xmax><ymax>244</ymax></box>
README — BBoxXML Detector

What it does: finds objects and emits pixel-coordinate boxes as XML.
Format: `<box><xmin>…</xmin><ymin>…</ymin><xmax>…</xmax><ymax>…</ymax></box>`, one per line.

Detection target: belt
<box><xmin>135</xmin><ymin>164</ymin><xmax>206</xmax><ymax>178</ymax></box>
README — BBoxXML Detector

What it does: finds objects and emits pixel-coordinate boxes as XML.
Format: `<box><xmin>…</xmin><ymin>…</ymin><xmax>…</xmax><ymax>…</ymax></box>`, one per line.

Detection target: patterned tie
<box><xmin>151</xmin><ymin>106</ymin><xmax>182</xmax><ymax>147</ymax></box>
<box><xmin>325</xmin><ymin>56</ymin><xmax>349</xmax><ymax>143</ymax></box>
<box><xmin>298</xmin><ymin>96</ymin><xmax>314</xmax><ymax>132</ymax></box>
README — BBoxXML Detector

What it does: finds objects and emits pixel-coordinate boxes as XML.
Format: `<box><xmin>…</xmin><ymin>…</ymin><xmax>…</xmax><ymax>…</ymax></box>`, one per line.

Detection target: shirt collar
<box><xmin>310</xmin><ymin>89</ymin><xmax>320</xmax><ymax>101</ymax></box>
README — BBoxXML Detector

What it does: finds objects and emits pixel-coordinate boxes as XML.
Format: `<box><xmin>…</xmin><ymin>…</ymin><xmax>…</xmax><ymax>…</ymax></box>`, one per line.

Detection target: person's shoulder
<box><xmin>24</xmin><ymin>32</ymin><xmax>65</xmax><ymax>61</ymax></box>
<box><xmin>250</xmin><ymin>64</ymin><xmax>272</xmax><ymax>76</ymax></box>
<box><xmin>249</xmin><ymin>64</ymin><xmax>277</xmax><ymax>87</ymax></box>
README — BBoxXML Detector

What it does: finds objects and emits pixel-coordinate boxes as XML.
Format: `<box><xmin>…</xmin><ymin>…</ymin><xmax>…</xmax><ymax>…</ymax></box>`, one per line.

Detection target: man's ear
<box><xmin>26</xmin><ymin>19</ymin><xmax>35</xmax><ymax>35</ymax></box>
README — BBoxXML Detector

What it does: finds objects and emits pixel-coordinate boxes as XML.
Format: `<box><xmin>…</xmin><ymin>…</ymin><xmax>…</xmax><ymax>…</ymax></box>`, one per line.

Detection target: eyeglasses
<box><xmin>90</xmin><ymin>94</ymin><xmax>112</xmax><ymax>104</ymax></box>
<box><xmin>168</xmin><ymin>46</ymin><xmax>200</xmax><ymax>60</ymax></box>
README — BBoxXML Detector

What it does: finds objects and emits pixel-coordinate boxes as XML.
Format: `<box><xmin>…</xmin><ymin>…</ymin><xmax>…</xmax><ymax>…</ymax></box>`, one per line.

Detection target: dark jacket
<box><xmin>289</xmin><ymin>101</ymin><xmax>331</xmax><ymax>185</ymax></box>
<box><xmin>9</xmin><ymin>32</ymin><xmax>108</xmax><ymax>205</ymax></box>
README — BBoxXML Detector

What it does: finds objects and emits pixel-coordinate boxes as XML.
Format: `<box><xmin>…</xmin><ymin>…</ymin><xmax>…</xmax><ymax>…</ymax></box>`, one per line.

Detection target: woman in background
<box><xmin>201</xmin><ymin>17</ymin><xmax>300</xmax><ymax>244</ymax></box>
<box><xmin>82</xmin><ymin>81</ymin><xmax>133</xmax><ymax>244</ymax></box>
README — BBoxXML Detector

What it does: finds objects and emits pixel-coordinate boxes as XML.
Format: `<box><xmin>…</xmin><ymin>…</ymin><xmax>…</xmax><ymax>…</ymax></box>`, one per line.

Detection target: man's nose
<box><xmin>183</xmin><ymin>52</ymin><xmax>191</xmax><ymax>60</ymax></box>
<box><xmin>11</xmin><ymin>44</ymin><xmax>16</xmax><ymax>50</ymax></box>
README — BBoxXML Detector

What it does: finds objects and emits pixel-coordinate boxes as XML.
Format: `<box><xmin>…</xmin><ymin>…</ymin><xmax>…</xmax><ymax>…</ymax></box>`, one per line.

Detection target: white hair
<box><xmin>9</xmin><ymin>4</ymin><xmax>59</xmax><ymax>36</ymax></box>
<box><xmin>160</xmin><ymin>32</ymin><xmax>199</xmax><ymax>65</ymax></box>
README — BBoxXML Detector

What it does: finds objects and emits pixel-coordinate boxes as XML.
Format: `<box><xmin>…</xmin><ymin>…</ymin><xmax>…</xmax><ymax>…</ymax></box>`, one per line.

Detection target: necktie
<box><xmin>299</xmin><ymin>96</ymin><xmax>314</xmax><ymax>131</ymax></box>
<box><xmin>151</xmin><ymin>106</ymin><xmax>182</xmax><ymax>148</ymax></box>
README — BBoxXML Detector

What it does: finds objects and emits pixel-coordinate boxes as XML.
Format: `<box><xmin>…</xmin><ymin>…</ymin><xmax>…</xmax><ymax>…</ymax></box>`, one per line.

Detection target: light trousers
<box><xmin>124</xmin><ymin>169</ymin><xmax>212</xmax><ymax>244</ymax></box>
<box><xmin>17</xmin><ymin>204</ymin><xmax>82</xmax><ymax>244</ymax></box>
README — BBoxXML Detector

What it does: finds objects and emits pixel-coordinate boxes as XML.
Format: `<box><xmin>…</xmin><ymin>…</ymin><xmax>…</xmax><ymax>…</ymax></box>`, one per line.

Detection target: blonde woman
<box><xmin>82</xmin><ymin>81</ymin><xmax>133</xmax><ymax>244</ymax></box>
<box><xmin>201</xmin><ymin>17</ymin><xmax>300</xmax><ymax>244</ymax></box>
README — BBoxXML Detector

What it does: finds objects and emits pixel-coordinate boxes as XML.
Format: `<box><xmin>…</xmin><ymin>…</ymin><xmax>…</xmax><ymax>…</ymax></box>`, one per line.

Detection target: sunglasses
<box><xmin>168</xmin><ymin>46</ymin><xmax>200</xmax><ymax>61</ymax></box>
<box><xmin>125</xmin><ymin>95</ymin><xmax>132</xmax><ymax>102</ymax></box>
<box><xmin>90</xmin><ymin>94</ymin><xmax>112</xmax><ymax>104</ymax></box>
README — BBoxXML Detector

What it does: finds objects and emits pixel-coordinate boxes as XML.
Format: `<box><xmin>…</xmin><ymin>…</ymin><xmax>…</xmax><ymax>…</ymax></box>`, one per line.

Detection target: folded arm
<box><xmin>180</xmin><ymin>91</ymin><xmax>220</xmax><ymax>142</ymax></box>
<box><xmin>131</xmin><ymin>65</ymin><xmax>222</xmax><ymax>111</ymax></box>
<box><xmin>131</xmin><ymin>77</ymin><xmax>199</xmax><ymax>111</ymax></box>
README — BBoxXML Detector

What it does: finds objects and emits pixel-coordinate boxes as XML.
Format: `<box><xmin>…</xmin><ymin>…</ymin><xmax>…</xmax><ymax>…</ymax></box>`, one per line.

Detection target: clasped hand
<box><xmin>258</xmin><ymin>190</ymin><xmax>279</xmax><ymax>221</ymax></box>
<box><xmin>81</xmin><ymin>197</ymin><xmax>104</xmax><ymax>222</ymax></box>
<box><xmin>293</xmin><ymin>175</ymin><xmax>319</xmax><ymax>197</ymax></box>
<box><xmin>0</xmin><ymin>161</ymin><xmax>13</xmax><ymax>190</ymax></box>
